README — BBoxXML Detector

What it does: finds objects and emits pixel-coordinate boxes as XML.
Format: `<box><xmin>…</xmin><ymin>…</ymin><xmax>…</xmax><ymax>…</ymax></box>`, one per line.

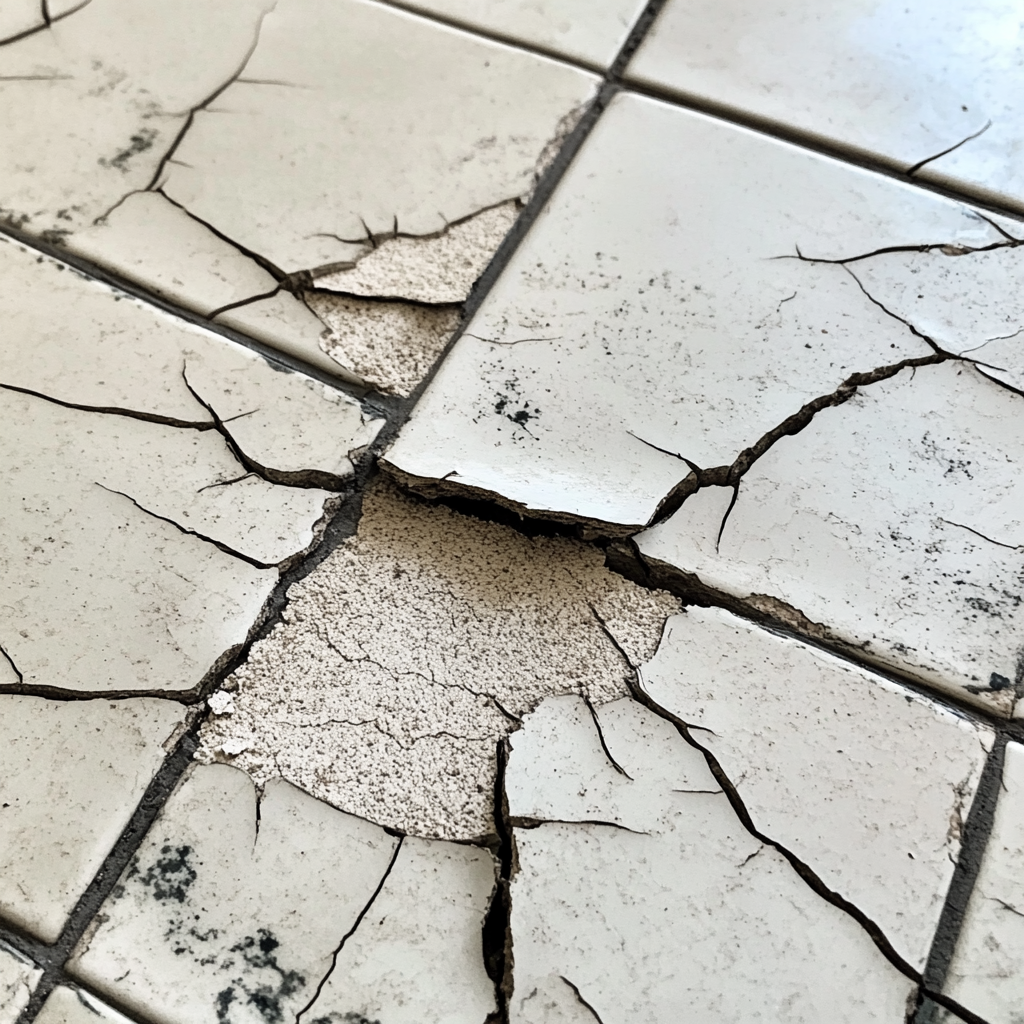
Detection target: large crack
<box><xmin>585</xmin><ymin>604</ymin><xmax>995</xmax><ymax>1024</ymax></box>
<box><xmin>292</xmin><ymin>837</ymin><xmax>404</xmax><ymax>1024</ymax></box>
<box><xmin>482</xmin><ymin>739</ymin><xmax>515</xmax><ymax>1024</ymax></box>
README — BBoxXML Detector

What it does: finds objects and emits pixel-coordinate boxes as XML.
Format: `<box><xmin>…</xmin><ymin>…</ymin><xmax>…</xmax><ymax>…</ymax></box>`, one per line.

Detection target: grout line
<box><xmin>913</xmin><ymin>737</ymin><xmax>1009</xmax><ymax>1024</ymax></box>
<box><xmin>11</xmin><ymin>725</ymin><xmax>200</xmax><ymax>1023</ymax></box>
<box><xmin>361</xmin><ymin>0</ymin><xmax>606</xmax><ymax>72</ymax></box>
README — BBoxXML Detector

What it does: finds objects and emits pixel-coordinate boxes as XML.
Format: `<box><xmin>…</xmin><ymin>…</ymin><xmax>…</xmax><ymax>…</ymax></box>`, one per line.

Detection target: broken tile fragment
<box><xmin>0</xmin><ymin>696</ymin><xmax>183</xmax><ymax>943</ymax></box>
<box><xmin>397</xmin><ymin>0</ymin><xmax>648</xmax><ymax>67</ymax></box>
<box><xmin>637</xmin><ymin>606</ymin><xmax>994</xmax><ymax>969</ymax></box>
<box><xmin>197</xmin><ymin>479</ymin><xmax>679</xmax><ymax>839</ymax></box>
<box><xmin>385</xmin><ymin>92</ymin><xmax>1009</xmax><ymax>531</ymax></box>
<box><xmin>0</xmin><ymin>942</ymin><xmax>41</xmax><ymax>1024</ymax></box>
<box><xmin>300</xmin><ymin>837</ymin><xmax>497</xmax><ymax>1023</ymax></box>
<box><xmin>628</xmin><ymin>0</ymin><xmax>1024</xmax><ymax>212</ymax></box>
<box><xmin>636</xmin><ymin>361</ymin><xmax>1024</xmax><ymax>714</ymax></box>
<box><xmin>940</xmin><ymin>741</ymin><xmax>1024</xmax><ymax>1023</ymax></box>
<box><xmin>0</xmin><ymin>238</ymin><xmax>380</xmax><ymax>695</ymax></box>
<box><xmin>507</xmin><ymin>695</ymin><xmax>917</xmax><ymax>1021</ymax></box>
<box><xmin>68</xmin><ymin>764</ymin><xmax>399</xmax><ymax>1024</ymax></box>
<box><xmin>35</xmin><ymin>986</ymin><xmax>138</xmax><ymax>1024</ymax></box>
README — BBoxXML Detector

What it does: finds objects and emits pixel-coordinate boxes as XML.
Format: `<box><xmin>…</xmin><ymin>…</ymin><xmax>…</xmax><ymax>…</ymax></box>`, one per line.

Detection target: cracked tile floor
<box><xmin>1</xmin><ymin>0</ymin><xmax>1024</xmax><ymax>1021</ymax></box>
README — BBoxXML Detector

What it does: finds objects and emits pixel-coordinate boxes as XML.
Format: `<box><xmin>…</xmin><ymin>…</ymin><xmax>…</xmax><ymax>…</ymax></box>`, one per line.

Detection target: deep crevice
<box><xmin>482</xmin><ymin>739</ymin><xmax>514</xmax><ymax>1024</ymax></box>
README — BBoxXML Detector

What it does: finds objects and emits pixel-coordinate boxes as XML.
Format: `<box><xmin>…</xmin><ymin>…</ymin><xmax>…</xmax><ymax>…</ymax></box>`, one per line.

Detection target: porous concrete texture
<box><xmin>197</xmin><ymin>479</ymin><xmax>679</xmax><ymax>839</ymax></box>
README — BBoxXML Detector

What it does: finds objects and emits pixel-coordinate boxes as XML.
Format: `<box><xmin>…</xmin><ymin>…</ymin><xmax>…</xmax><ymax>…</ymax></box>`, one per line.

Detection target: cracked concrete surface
<box><xmin>0</xmin><ymin>943</ymin><xmax>40</xmax><ymax>1023</ymax></box>
<box><xmin>197</xmin><ymin>479</ymin><xmax>680</xmax><ymax>839</ymax></box>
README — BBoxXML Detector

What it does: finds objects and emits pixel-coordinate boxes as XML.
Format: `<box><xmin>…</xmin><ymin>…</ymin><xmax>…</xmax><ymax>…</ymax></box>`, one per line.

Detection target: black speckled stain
<box><xmin>126</xmin><ymin>844</ymin><xmax>197</xmax><ymax>903</ymax></box>
<box><xmin>100</xmin><ymin>126</ymin><xmax>158</xmax><ymax>172</ymax></box>
<box><xmin>308</xmin><ymin>1014</ymin><xmax>382</xmax><ymax>1024</ymax></box>
<box><xmin>966</xmin><ymin>672</ymin><xmax>1014</xmax><ymax>695</ymax></box>
<box><xmin>214</xmin><ymin>928</ymin><xmax>306</xmax><ymax>1023</ymax></box>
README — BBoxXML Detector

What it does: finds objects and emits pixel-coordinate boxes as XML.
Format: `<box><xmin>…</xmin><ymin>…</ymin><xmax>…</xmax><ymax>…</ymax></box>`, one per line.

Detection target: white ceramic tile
<box><xmin>68</xmin><ymin>764</ymin><xmax>400</xmax><ymax>1024</ymax></box>
<box><xmin>636</xmin><ymin>361</ymin><xmax>1024</xmax><ymax>715</ymax></box>
<box><xmin>0</xmin><ymin>0</ymin><xmax>276</xmax><ymax>237</ymax></box>
<box><xmin>396</xmin><ymin>0</ymin><xmax>646</xmax><ymax>67</ymax></box>
<box><xmin>0</xmin><ymin>0</ymin><xmax>595</xmax><ymax>385</ymax></box>
<box><xmin>941</xmin><ymin>742</ymin><xmax>1024</xmax><ymax>1023</ymax></box>
<box><xmin>36</xmin><ymin>986</ymin><xmax>138</xmax><ymax>1024</ymax></box>
<box><xmin>0</xmin><ymin>0</ymin><xmax>44</xmax><ymax>43</ymax></box>
<box><xmin>197</xmin><ymin>479</ymin><xmax>679</xmax><ymax>839</ymax></box>
<box><xmin>636</xmin><ymin>606</ymin><xmax>993</xmax><ymax>969</ymax></box>
<box><xmin>0</xmin><ymin>238</ymin><xmax>380</xmax><ymax>695</ymax></box>
<box><xmin>0</xmin><ymin>696</ymin><xmax>183</xmax><ymax>943</ymax></box>
<box><xmin>301</xmin><ymin>836</ymin><xmax>497</xmax><ymax>1023</ymax></box>
<box><xmin>0</xmin><ymin>942</ymin><xmax>41</xmax><ymax>1024</ymax></box>
<box><xmin>507</xmin><ymin>695</ymin><xmax>917</xmax><ymax>1021</ymax></box>
<box><xmin>629</xmin><ymin>0</ymin><xmax>1024</xmax><ymax>213</ymax></box>
<box><xmin>385</xmin><ymin>91</ymin><xmax>1013</xmax><ymax>531</ymax></box>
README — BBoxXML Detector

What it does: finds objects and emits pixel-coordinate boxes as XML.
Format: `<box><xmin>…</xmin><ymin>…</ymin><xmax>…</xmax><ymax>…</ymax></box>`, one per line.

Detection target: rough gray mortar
<box><xmin>2</xmin><ymin>0</ymin><xmax>1019</xmax><ymax>1019</ymax></box>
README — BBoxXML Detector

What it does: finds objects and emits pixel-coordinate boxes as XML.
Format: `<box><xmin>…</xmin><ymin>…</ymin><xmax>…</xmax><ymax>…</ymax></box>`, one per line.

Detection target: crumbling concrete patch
<box><xmin>197</xmin><ymin>479</ymin><xmax>679</xmax><ymax>839</ymax></box>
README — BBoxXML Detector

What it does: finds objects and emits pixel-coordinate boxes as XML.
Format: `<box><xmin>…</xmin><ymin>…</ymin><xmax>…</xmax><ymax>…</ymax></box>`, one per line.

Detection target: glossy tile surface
<box><xmin>68</xmin><ymin>765</ymin><xmax>401</xmax><ymax>1024</ymax></box>
<box><xmin>4</xmin><ymin>3</ymin><xmax>1024</xmax><ymax>1021</ymax></box>
<box><xmin>629</xmin><ymin>0</ymin><xmax>1024</xmax><ymax>212</ymax></box>
<box><xmin>385</xmin><ymin>92</ymin><xmax>1010</xmax><ymax>530</ymax></box>
<box><xmin>398</xmin><ymin>0</ymin><xmax>647</xmax><ymax>66</ymax></box>
<box><xmin>0</xmin><ymin>696</ymin><xmax>183</xmax><ymax>943</ymax></box>
<box><xmin>636</xmin><ymin>361</ymin><xmax>1024</xmax><ymax>714</ymax></box>
<box><xmin>638</xmin><ymin>606</ymin><xmax>993</xmax><ymax>969</ymax></box>
<box><xmin>35</xmin><ymin>987</ymin><xmax>138</xmax><ymax>1024</ymax></box>
<box><xmin>0</xmin><ymin>237</ymin><xmax>380</xmax><ymax>697</ymax></box>
<box><xmin>0</xmin><ymin>0</ymin><xmax>597</xmax><ymax>389</ymax></box>
<box><xmin>506</xmin><ymin>695</ymin><xmax>917</xmax><ymax>1021</ymax></box>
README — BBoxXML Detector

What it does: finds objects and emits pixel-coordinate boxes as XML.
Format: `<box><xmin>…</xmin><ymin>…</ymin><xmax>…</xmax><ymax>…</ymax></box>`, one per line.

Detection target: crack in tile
<box><xmin>907</xmin><ymin>122</ymin><xmax>994</xmax><ymax>177</ymax></box>
<box><xmin>292</xmin><ymin>838</ymin><xmax>404</xmax><ymax>1024</ymax></box>
<box><xmin>94</xmin><ymin>483</ymin><xmax>278</xmax><ymax>571</ymax></box>
<box><xmin>0</xmin><ymin>0</ymin><xmax>91</xmax><ymax>48</ymax></box>
<box><xmin>180</xmin><ymin>365</ymin><xmax>352</xmax><ymax>490</ymax></box>
<box><xmin>559</xmin><ymin>976</ymin><xmax>605</xmax><ymax>1023</ymax></box>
